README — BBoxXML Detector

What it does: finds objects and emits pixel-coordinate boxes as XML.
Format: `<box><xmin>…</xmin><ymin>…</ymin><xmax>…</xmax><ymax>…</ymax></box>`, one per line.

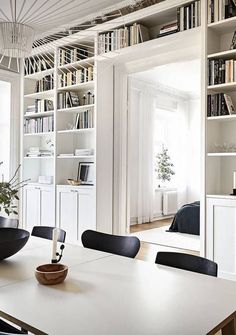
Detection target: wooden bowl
<box><xmin>35</xmin><ymin>264</ymin><xmax>68</xmax><ymax>285</ymax></box>
<box><xmin>67</xmin><ymin>179</ymin><xmax>81</xmax><ymax>186</ymax></box>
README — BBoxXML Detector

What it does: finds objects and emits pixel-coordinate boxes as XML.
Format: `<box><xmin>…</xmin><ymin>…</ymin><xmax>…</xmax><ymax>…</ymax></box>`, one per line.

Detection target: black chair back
<box><xmin>0</xmin><ymin>216</ymin><xmax>18</xmax><ymax>228</ymax></box>
<box><xmin>0</xmin><ymin>318</ymin><xmax>25</xmax><ymax>334</ymax></box>
<box><xmin>81</xmin><ymin>230</ymin><xmax>140</xmax><ymax>258</ymax></box>
<box><xmin>31</xmin><ymin>226</ymin><xmax>66</xmax><ymax>243</ymax></box>
<box><xmin>155</xmin><ymin>252</ymin><xmax>218</xmax><ymax>277</ymax></box>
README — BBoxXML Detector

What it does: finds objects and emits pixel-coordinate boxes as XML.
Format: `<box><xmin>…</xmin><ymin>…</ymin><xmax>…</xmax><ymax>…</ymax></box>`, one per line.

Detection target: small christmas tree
<box><xmin>155</xmin><ymin>146</ymin><xmax>175</xmax><ymax>184</ymax></box>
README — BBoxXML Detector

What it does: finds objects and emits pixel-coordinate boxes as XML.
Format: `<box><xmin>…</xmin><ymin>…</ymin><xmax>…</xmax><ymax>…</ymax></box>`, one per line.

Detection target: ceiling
<box><xmin>133</xmin><ymin>59</ymin><xmax>201</xmax><ymax>96</ymax></box>
<box><xmin>0</xmin><ymin>0</ymin><xmax>128</xmax><ymax>39</ymax></box>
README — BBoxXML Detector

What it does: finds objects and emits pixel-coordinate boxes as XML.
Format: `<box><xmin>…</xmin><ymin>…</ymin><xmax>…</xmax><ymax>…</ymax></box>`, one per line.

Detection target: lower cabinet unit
<box><xmin>23</xmin><ymin>185</ymin><xmax>55</xmax><ymax>232</ymax></box>
<box><xmin>57</xmin><ymin>185</ymin><xmax>96</xmax><ymax>245</ymax></box>
<box><xmin>206</xmin><ymin>195</ymin><xmax>236</xmax><ymax>281</ymax></box>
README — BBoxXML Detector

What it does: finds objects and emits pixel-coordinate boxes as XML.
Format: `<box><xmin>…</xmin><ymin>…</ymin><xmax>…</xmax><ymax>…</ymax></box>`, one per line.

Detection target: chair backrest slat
<box><xmin>31</xmin><ymin>226</ymin><xmax>66</xmax><ymax>243</ymax></box>
<box><xmin>82</xmin><ymin>230</ymin><xmax>140</xmax><ymax>258</ymax></box>
<box><xmin>155</xmin><ymin>252</ymin><xmax>218</xmax><ymax>277</ymax></box>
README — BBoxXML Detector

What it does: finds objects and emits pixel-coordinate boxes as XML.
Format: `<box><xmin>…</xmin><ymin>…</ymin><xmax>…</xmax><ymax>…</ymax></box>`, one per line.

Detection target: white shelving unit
<box><xmin>21</xmin><ymin>0</ymin><xmax>206</xmax><ymax>244</ymax></box>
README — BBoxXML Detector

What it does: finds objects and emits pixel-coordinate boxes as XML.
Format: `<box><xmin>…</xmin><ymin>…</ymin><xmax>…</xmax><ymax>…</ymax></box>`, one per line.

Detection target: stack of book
<box><xmin>208</xmin><ymin>59</ymin><xmax>236</xmax><ymax>85</ymax></box>
<box><xmin>208</xmin><ymin>0</ymin><xmax>236</xmax><ymax>23</ymax></box>
<box><xmin>25</xmin><ymin>147</ymin><xmax>54</xmax><ymax>157</ymax></box>
<box><xmin>98</xmin><ymin>22</ymin><xmax>149</xmax><ymax>54</ymax></box>
<box><xmin>158</xmin><ymin>22</ymin><xmax>178</xmax><ymax>38</ymax></box>
<box><xmin>25</xmin><ymin>105</ymin><xmax>36</xmax><ymax>115</ymax></box>
<box><xmin>24</xmin><ymin>116</ymin><xmax>54</xmax><ymax>134</ymax></box>
<box><xmin>177</xmin><ymin>0</ymin><xmax>201</xmax><ymax>31</ymax></box>
<box><xmin>75</xmin><ymin>148</ymin><xmax>94</xmax><ymax>156</ymax></box>
<box><xmin>59</xmin><ymin>47</ymin><xmax>90</xmax><ymax>66</ymax></box>
<box><xmin>35</xmin><ymin>75</ymin><xmax>54</xmax><ymax>92</ymax></box>
<box><xmin>58</xmin><ymin>66</ymin><xmax>93</xmax><ymax>87</ymax></box>
<box><xmin>207</xmin><ymin>93</ymin><xmax>236</xmax><ymax>116</ymax></box>
<box><xmin>24</xmin><ymin>57</ymin><xmax>54</xmax><ymax>75</ymax></box>
<box><xmin>75</xmin><ymin>110</ymin><xmax>93</xmax><ymax>129</ymax></box>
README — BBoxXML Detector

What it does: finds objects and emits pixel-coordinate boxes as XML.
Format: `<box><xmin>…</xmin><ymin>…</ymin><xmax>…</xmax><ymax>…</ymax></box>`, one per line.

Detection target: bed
<box><xmin>167</xmin><ymin>201</ymin><xmax>200</xmax><ymax>236</ymax></box>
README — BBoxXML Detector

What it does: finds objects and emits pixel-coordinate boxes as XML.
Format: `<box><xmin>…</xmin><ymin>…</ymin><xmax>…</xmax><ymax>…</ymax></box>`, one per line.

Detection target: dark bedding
<box><xmin>167</xmin><ymin>201</ymin><xmax>200</xmax><ymax>236</ymax></box>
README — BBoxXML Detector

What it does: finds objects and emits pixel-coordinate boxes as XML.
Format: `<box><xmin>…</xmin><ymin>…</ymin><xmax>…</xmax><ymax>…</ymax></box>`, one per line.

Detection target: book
<box><xmin>224</xmin><ymin>94</ymin><xmax>236</xmax><ymax>114</ymax></box>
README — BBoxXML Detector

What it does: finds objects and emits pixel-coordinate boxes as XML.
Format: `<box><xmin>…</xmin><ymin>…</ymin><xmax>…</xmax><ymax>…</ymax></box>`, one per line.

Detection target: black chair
<box><xmin>155</xmin><ymin>252</ymin><xmax>218</xmax><ymax>277</ymax></box>
<box><xmin>31</xmin><ymin>226</ymin><xmax>66</xmax><ymax>243</ymax></box>
<box><xmin>0</xmin><ymin>319</ymin><xmax>26</xmax><ymax>334</ymax></box>
<box><xmin>0</xmin><ymin>217</ymin><xmax>18</xmax><ymax>228</ymax></box>
<box><xmin>81</xmin><ymin>230</ymin><xmax>140</xmax><ymax>258</ymax></box>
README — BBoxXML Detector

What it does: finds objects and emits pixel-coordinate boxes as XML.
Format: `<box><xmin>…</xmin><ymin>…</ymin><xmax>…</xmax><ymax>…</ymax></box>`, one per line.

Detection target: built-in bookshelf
<box><xmin>98</xmin><ymin>0</ymin><xmax>201</xmax><ymax>55</ymax></box>
<box><xmin>206</xmin><ymin>0</ymin><xmax>236</xmax><ymax>196</ymax></box>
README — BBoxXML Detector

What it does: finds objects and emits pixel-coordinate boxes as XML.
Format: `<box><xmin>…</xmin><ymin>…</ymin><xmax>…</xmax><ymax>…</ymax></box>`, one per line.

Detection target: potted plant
<box><xmin>0</xmin><ymin>162</ymin><xmax>27</xmax><ymax>216</ymax></box>
<box><xmin>155</xmin><ymin>146</ymin><xmax>175</xmax><ymax>187</ymax></box>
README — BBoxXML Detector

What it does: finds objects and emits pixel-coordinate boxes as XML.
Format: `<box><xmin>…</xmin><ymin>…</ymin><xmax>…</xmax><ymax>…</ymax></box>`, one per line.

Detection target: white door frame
<box><xmin>0</xmin><ymin>69</ymin><xmax>20</xmax><ymax>177</ymax></box>
<box><xmin>112</xmin><ymin>34</ymin><xmax>205</xmax><ymax>255</ymax></box>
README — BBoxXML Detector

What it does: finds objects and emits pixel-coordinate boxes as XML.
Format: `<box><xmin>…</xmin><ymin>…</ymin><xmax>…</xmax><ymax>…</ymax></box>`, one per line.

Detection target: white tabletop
<box><xmin>0</xmin><ymin>240</ymin><xmax>236</xmax><ymax>335</ymax></box>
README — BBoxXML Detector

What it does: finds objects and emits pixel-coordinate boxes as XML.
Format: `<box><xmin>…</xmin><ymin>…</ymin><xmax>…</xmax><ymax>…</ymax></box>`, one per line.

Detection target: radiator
<box><xmin>163</xmin><ymin>191</ymin><xmax>178</xmax><ymax>216</ymax></box>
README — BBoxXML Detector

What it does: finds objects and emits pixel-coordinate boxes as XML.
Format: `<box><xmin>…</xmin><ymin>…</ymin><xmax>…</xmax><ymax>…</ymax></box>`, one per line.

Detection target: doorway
<box><xmin>127</xmin><ymin>59</ymin><xmax>201</xmax><ymax>253</ymax></box>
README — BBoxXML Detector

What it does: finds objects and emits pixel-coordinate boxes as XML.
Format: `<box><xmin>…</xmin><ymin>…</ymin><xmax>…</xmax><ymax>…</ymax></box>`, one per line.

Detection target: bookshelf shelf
<box><xmin>207</xmin><ymin>152</ymin><xmax>236</xmax><ymax>157</ymax></box>
<box><xmin>24</xmin><ymin>132</ymin><xmax>54</xmax><ymax>137</ymax></box>
<box><xmin>24</xmin><ymin>111</ymin><xmax>54</xmax><ymax>118</ymax></box>
<box><xmin>24</xmin><ymin>90</ymin><xmax>55</xmax><ymax>99</ymax></box>
<box><xmin>207</xmin><ymin>115</ymin><xmax>236</xmax><ymax>121</ymax></box>
<box><xmin>58</xmin><ymin>57</ymin><xmax>94</xmax><ymax>70</ymax></box>
<box><xmin>207</xmin><ymin>82</ymin><xmax>236</xmax><ymax>93</ymax></box>
<box><xmin>57</xmin><ymin>128</ymin><xmax>94</xmax><ymax>134</ymax></box>
<box><xmin>24</xmin><ymin>68</ymin><xmax>54</xmax><ymax>80</ymax></box>
<box><xmin>24</xmin><ymin>156</ymin><xmax>54</xmax><ymax>160</ymax></box>
<box><xmin>208</xmin><ymin>49</ymin><xmax>236</xmax><ymax>60</ymax></box>
<box><xmin>58</xmin><ymin>81</ymin><xmax>94</xmax><ymax>92</ymax></box>
<box><xmin>57</xmin><ymin>155</ymin><xmax>94</xmax><ymax>159</ymax></box>
<box><xmin>57</xmin><ymin>104</ymin><xmax>94</xmax><ymax>113</ymax></box>
<box><xmin>208</xmin><ymin>16</ymin><xmax>236</xmax><ymax>33</ymax></box>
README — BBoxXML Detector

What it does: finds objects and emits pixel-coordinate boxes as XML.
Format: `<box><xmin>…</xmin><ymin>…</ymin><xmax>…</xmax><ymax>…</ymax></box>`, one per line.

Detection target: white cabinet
<box><xmin>206</xmin><ymin>196</ymin><xmax>236</xmax><ymax>281</ymax></box>
<box><xmin>57</xmin><ymin>186</ymin><xmax>96</xmax><ymax>245</ymax></box>
<box><xmin>23</xmin><ymin>185</ymin><xmax>55</xmax><ymax>231</ymax></box>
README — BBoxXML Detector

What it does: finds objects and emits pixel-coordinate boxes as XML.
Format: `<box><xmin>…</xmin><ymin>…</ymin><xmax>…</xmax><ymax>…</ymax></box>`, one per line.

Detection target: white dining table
<box><xmin>0</xmin><ymin>237</ymin><xmax>236</xmax><ymax>335</ymax></box>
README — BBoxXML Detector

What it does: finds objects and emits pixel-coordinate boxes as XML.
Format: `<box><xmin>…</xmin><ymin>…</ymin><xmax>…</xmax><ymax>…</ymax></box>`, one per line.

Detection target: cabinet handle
<box><xmin>35</xmin><ymin>187</ymin><xmax>40</xmax><ymax>190</ymax></box>
<box><xmin>70</xmin><ymin>190</ymin><xmax>78</xmax><ymax>193</ymax></box>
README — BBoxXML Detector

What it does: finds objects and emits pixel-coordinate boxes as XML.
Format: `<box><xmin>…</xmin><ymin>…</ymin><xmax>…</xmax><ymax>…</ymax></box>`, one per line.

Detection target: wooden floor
<box><xmin>130</xmin><ymin>219</ymin><xmax>199</xmax><ymax>262</ymax></box>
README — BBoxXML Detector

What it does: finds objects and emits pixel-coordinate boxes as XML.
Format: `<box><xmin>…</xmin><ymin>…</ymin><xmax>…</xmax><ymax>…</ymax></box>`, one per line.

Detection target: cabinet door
<box><xmin>57</xmin><ymin>189</ymin><xmax>78</xmax><ymax>243</ymax></box>
<box><xmin>40</xmin><ymin>188</ymin><xmax>55</xmax><ymax>227</ymax></box>
<box><xmin>207</xmin><ymin>197</ymin><xmax>236</xmax><ymax>280</ymax></box>
<box><xmin>24</xmin><ymin>187</ymin><xmax>40</xmax><ymax>231</ymax></box>
<box><xmin>78</xmin><ymin>190</ymin><xmax>96</xmax><ymax>245</ymax></box>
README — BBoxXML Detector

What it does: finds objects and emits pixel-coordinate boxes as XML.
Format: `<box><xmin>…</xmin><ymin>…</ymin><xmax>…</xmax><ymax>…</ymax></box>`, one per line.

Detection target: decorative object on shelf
<box><xmin>77</xmin><ymin>162</ymin><xmax>94</xmax><ymax>185</ymax></box>
<box><xmin>35</xmin><ymin>263</ymin><xmax>68</xmax><ymax>285</ymax></box>
<box><xmin>67</xmin><ymin>179</ymin><xmax>81</xmax><ymax>186</ymax></box>
<box><xmin>155</xmin><ymin>146</ymin><xmax>175</xmax><ymax>187</ymax></box>
<box><xmin>211</xmin><ymin>142</ymin><xmax>236</xmax><ymax>153</ymax></box>
<box><xmin>75</xmin><ymin>148</ymin><xmax>94</xmax><ymax>156</ymax></box>
<box><xmin>230</xmin><ymin>171</ymin><xmax>236</xmax><ymax>195</ymax></box>
<box><xmin>0</xmin><ymin>163</ymin><xmax>27</xmax><ymax>216</ymax></box>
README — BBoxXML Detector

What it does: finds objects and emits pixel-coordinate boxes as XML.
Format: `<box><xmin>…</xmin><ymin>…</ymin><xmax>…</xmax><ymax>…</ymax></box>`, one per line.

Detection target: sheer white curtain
<box><xmin>129</xmin><ymin>79</ymin><xmax>156</xmax><ymax>224</ymax></box>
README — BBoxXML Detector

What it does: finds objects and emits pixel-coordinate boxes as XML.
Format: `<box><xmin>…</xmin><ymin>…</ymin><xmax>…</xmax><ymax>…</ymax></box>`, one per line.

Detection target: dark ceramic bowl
<box><xmin>0</xmin><ymin>228</ymin><xmax>29</xmax><ymax>260</ymax></box>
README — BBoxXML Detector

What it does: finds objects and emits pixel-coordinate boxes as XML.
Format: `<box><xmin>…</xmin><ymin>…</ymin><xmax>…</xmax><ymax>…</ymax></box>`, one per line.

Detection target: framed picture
<box><xmin>77</xmin><ymin>162</ymin><xmax>94</xmax><ymax>185</ymax></box>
